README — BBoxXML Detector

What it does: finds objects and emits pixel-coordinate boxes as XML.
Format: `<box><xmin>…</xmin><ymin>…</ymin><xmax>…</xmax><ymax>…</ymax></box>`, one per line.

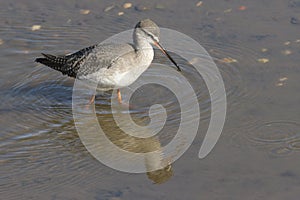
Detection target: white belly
<box><xmin>80</xmin><ymin>47</ymin><xmax>154</xmax><ymax>90</ymax></box>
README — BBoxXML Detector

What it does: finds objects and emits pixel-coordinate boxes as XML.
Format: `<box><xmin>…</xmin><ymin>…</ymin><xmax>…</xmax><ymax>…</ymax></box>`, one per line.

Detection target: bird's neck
<box><xmin>133</xmin><ymin>30</ymin><xmax>152</xmax><ymax>51</ymax></box>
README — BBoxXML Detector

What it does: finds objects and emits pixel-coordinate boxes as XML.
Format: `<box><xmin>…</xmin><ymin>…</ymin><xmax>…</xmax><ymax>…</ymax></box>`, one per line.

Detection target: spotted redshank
<box><xmin>35</xmin><ymin>19</ymin><xmax>181</xmax><ymax>104</ymax></box>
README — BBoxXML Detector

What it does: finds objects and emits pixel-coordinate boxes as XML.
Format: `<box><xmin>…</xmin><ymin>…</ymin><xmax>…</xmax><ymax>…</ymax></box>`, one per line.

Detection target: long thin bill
<box><xmin>154</xmin><ymin>41</ymin><xmax>182</xmax><ymax>71</ymax></box>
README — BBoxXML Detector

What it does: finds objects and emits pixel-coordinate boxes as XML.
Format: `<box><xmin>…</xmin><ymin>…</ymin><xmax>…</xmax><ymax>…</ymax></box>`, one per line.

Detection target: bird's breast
<box><xmin>112</xmin><ymin>48</ymin><xmax>154</xmax><ymax>87</ymax></box>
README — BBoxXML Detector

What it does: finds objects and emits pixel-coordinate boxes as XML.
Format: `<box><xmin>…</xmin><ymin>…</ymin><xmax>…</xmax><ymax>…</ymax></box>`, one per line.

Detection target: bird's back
<box><xmin>35</xmin><ymin>43</ymin><xmax>136</xmax><ymax>78</ymax></box>
<box><xmin>77</xmin><ymin>43</ymin><xmax>136</xmax><ymax>77</ymax></box>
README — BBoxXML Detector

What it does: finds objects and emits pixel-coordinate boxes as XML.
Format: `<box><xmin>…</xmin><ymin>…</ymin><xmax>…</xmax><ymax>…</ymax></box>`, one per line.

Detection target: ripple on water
<box><xmin>155</xmin><ymin>40</ymin><xmax>264</xmax><ymax>123</ymax></box>
<box><xmin>1</xmin><ymin>49</ymin><xmax>137</xmax><ymax>196</ymax></box>
<box><xmin>230</xmin><ymin>121</ymin><xmax>300</xmax><ymax>157</ymax></box>
<box><xmin>201</xmin><ymin>41</ymin><xmax>267</xmax><ymax>108</ymax></box>
<box><xmin>1</xmin><ymin>109</ymin><xmax>113</xmax><ymax>199</ymax></box>
<box><xmin>147</xmin><ymin>50</ymin><xmax>213</xmax><ymax>122</ymax></box>
<box><xmin>9</xmin><ymin>67</ymin><xmax>72</xmax><ymax>110</ymax></box>
<box><xmin>246</xmin><ymin>121</ymin><xmax>300</xmax><ymax>144</ymax></box>
<box><xmin>288</xmin><ymin>139</ymin><xmax>300</xmax><ymax>151</ymax></box>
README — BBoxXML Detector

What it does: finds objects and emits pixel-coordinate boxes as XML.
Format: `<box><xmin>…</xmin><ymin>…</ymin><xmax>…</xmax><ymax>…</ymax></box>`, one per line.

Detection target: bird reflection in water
<box><xmin>74</xmin><ymin>102</ymin><xmax>174</xmax><ymax>184</ymax></box>
<box><xmin>101</xmin><ymin>110</ymin><xmax>173</xmax><ymax>184</ymax></box>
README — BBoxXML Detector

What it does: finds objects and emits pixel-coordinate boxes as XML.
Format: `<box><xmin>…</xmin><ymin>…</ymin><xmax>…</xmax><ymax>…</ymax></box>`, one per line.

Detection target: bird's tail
<box><xmin>35</xmin><ymin>45</ymin><xmax>96</xmax><ymax>77</ymax></box>
<box><xmin>35</xmin><ymin>53</ymin><xmax>69</xmax><ymax>73</ymax></box>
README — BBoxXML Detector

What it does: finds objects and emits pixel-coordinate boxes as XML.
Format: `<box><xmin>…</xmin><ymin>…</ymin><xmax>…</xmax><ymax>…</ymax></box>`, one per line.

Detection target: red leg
<box><xmin>117</xmin><ymin>89</ymin><xmax>122</xmax><ymax>104</ymax></box>
<box><xmin>88</xmin><ymin>94</ymin><xmax>95</xmax><ymax>104</ymax></box>
<box><xmin>117</xmin><ymin>89</ymin><xmax>135</xmax><ymax>109</ymax></box>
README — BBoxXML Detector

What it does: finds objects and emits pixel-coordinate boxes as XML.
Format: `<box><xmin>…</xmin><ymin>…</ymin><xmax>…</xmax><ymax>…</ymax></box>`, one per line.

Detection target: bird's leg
<box><xmin>85</xmin><ymin>94</ymin><xmax>96</xmax><ymax>109</ymax></box>
<box><xmin>117</xmin><ymin>89</ymin><xmax>122</xmax><ymax>104</ymax></box>
<box><xmin>117</xmin><ymin>89</ymin><xmax>135</xmax><ymax>109</ymax></box>
<box><xmin>88</xmin><ymin>94</ymin><xmax>96</xmax><ymax>104</ymax></box>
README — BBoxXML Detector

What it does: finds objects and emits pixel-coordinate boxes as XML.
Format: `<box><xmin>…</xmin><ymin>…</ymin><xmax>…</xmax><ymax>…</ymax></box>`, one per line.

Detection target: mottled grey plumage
<box><xmin>35</xmin><ymin>19</ymin><xmax>180</xmax><ymax>91</ymax></box>
<box><xmin>36</xmin><ymin>45</ymin><xmax>96</xmax><ymax>77</ymax></box>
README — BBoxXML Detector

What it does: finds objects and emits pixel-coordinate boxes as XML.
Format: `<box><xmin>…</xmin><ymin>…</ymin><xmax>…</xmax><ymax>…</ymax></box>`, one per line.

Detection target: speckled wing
<box><xmin>35</xmin><ymin>43</ymin><xmax>135</xmax><ymax>78</ymax></box>
<box><xmin>75</xmin><ymin>43</ymin><xmax>135</xmax><ymax>78</ymax></box>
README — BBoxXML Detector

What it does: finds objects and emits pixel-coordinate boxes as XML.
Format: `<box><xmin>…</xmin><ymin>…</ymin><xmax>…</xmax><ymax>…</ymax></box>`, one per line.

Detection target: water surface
<box><xmin>1</xmin><ymin>0</ymin><xmax>300</xmax><ymax>199</ymax></box>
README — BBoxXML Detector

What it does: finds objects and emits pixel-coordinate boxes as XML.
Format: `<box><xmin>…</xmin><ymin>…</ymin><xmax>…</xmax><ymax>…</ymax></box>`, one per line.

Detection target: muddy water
<box><xmin>1</xmin><ymin>0</ymin><xmax>300</xmax><ymax>199</ymax></box>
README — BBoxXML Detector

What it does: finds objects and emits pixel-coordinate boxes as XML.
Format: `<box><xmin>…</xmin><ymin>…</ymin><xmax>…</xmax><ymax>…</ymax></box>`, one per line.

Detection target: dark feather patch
<box><xmin>35</xmin><ymin>45</ymin><xmax>97</xmax><ymax>78</ymax></box>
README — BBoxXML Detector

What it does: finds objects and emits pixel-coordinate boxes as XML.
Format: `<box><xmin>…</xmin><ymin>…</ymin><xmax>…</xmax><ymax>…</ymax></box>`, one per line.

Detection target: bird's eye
<box><xmin>141</xmin><ymin>29</ymin><xmax>156</xmax><ymax>41</ymax></box>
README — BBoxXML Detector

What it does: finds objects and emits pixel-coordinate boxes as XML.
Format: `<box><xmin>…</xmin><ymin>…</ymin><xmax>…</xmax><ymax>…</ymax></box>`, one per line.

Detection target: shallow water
<box><xmin>1</xmin><ymin>0</ymin><xmax>300</xmax><ymax>199</ymax></box>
